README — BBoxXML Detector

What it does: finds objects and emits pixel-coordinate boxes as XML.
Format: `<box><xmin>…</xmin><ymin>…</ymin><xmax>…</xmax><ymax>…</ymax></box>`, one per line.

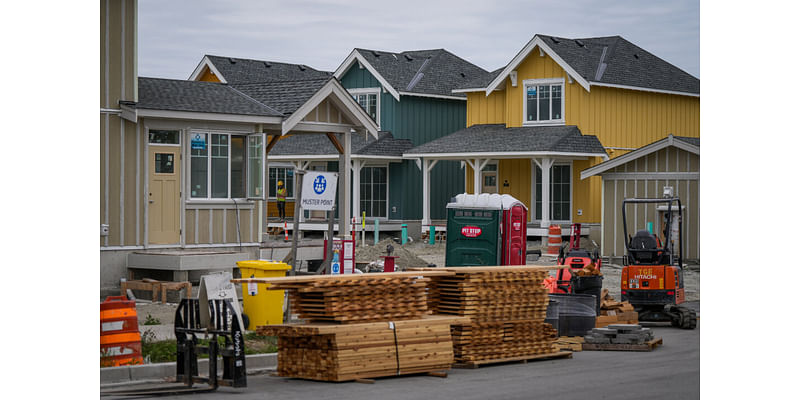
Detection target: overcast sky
<box><xmin>138</xmin><ymin>0</ymin><xmax>699</xmax><ymax>80</ymax></box>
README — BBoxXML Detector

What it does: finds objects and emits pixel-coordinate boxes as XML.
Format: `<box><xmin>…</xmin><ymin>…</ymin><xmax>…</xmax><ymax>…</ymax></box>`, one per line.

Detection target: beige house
<box><xmin>580</xmin><ymin>135</ymin><xmax>699</xmax><ymax>261</ymax></box>
<box><xmin>100</xmin><ymin>0</ymin><xmax>377</xmax><ymax>292</ymax></box>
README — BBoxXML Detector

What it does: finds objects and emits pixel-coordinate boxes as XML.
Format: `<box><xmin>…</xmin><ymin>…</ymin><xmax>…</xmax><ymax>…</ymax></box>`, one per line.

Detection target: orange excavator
<box><xmin>621</xmin><ymin>196</ymin><xmax>696</xmax><ymax>329</ymax></box>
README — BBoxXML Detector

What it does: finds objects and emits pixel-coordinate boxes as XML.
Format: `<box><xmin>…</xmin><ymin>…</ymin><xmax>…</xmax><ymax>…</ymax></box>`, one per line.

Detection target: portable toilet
<box><xmin>445</xmin><ymin>193</ymin><xmax>503</xmax><ymax>266</ymax></box>
<box><xmin>500</xmin><ymin>195</ymin><xmax>528</xmax><ymax>265</ymax></box>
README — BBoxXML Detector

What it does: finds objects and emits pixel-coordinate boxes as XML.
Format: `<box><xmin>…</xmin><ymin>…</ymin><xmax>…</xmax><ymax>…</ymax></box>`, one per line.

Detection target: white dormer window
<box><xmin>523</xmin><ymin>78</ymin><xmax>565</xmax><ymax>125</ymax></box>
<box><xmin>348</xmin><ymin>88</ymin><xmax>380</xmax><ymax>128</ymax></box>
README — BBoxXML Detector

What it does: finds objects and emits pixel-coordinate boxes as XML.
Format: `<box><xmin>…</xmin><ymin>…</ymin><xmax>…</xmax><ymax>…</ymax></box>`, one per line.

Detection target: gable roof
<box><xmin>333</xmin><ymin>48</ymin><xmax>489</xmax><ymax>100</ymax></box>
<box><xmin>269</xmin><ymin>131</ymin><xmax>413</xmax><ymax>159</ymax></box>
<box><xmin>232</xmin><ymin>78</ymin><xmax>330</xmax><ymax>116</ymax></box>
<box><xmin>580</xmin><ymin>134</ymin><xmax>700</xmax><ymax>179</ymax></box>
<box><xmin>132</xmin><ymin>77</ymin><xmax>283</xmax><ymax>117</ymax></box>
<box><xmin>403</xmin><ymin>124</ymin><xmax>607</xmax><ymax>159</ymax></box>
<box><xmin>189</xmin><ymin>55</ymin><xmax>331</xmax><ymax>84</ymax></box>
<box><xmin>458</xmin><ymin>34</ymin><xmax>699</xmax><ymax>97</ymax></box>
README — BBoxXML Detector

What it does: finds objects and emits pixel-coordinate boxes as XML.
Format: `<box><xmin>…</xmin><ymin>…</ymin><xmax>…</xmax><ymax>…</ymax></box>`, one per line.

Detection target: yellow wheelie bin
<box><xmin>236</xmin><ymin>260</ymin><xmax>291</xmax><ymax>330</ymax></box>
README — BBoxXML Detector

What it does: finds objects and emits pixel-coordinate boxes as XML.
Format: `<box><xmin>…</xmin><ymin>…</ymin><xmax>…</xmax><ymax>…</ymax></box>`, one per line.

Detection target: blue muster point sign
<box><xmin>301</xmin><ymin>172</ymin><xmax>338</xmax><ymax>211</ymax></box>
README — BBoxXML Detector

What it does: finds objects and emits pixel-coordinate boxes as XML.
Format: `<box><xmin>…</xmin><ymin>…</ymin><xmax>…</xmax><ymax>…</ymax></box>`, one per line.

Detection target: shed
<box><xmin>580</xmin><ymin>135</ymin><xmax>699</xmax><ymax>262</ymax></box>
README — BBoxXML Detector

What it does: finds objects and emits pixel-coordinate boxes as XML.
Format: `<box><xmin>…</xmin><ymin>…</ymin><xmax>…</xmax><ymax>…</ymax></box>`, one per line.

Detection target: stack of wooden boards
<box><xmin>233</xmin><ymin>271</ymin><xmax>464</xmax><ymax>382</ymax></box>
<box><xmin>596</xmin><ymin>289</ymin><xmax>639</xmax><ymax>328</ymax></box>
<box><xmin>419</xmin><ymin>266</ymin><xmax>567</xmax><ymax>366</ymax></box>
<box><xmin>259</xmin><ymin>315</ymin><xmax>468</xmax><ymax>381</ymax></box>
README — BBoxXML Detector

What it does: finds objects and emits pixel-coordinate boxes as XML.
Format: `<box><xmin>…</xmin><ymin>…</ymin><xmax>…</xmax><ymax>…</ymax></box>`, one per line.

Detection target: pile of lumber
<box><xmin>555</xmin><ymin>336</ymin><xmax>584</xmax><ymax>352</ymax></box>
<box><xmin>418</xmin><ymin>267</ymin><xmax>562</xmax><ymax>364</ymax></box>
<box><xmin>236</xmin><ymin>271</ymin><xmax>449</xmax><ymax>324</ymax></box>
<box><xmin>596</xmin><ymin>289</ymin><xmax>638</xmax><ymax>328</ymax></box>
<box><xmin>258</xmin><ymin>315</ymin><xmax>468</xmax><ymax>382</ymax></box>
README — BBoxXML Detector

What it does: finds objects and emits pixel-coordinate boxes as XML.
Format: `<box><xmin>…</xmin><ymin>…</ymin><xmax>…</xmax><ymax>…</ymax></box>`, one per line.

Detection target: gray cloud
<box><xmin>138</xmin><ymin>0</ymin><xmax>698</xmax><ymax>79</ymax></box>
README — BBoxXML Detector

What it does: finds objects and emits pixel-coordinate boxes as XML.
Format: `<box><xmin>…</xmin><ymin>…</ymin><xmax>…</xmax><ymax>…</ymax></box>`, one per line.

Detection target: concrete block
<box><xmin>100</xmin><ymin>365</ymin><xmax>132</xmax><ymax>384</ymax></box>
<box><xmin>128</xmin><ymin>362</ymin><xmax>174</xmax><ymax>382</ymax></box>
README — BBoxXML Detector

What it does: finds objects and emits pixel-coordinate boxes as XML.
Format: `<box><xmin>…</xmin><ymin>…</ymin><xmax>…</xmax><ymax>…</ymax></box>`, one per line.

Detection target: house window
<box><xmin>268</xmin><ymin>167</ymin><xmax>295</xmax><ymax>199</ymax></box>
<box><xmin>523</xmin><ymin>78</ymin><xmax>564</xmax><ymax>124</ymax></box>
<box><xmin>534</xmin><ymin>164</ymin><xmax>571</xmax><ymax>221</ymax></box>
<box><xmin>360</xmin><ymin>166</ymin><xmax>387</xmax><ymax>218</ymax></box>
<box><xmin>189</xmin><ymin>132</ymin><xmax>264</xmax><ymax>199</ymax></box>
<box><xmin>349</xmin><ymin>89</ymin><xmax>380</xmax><ymax>126</ymax></box>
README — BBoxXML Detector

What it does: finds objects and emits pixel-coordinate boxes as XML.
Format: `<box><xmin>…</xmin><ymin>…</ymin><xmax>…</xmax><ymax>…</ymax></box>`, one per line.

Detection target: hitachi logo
<box><xmin>635</xmin><ymin>274</ymin><xmax>656</xmax><ymax>280</ymax></box>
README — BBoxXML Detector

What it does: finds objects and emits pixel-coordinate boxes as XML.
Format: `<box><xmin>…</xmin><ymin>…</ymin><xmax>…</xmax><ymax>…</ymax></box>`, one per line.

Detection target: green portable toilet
<box><xmin>445</xmin><ymin>193</ymin><xmax>503</xmax><ymax>266</ymax></box>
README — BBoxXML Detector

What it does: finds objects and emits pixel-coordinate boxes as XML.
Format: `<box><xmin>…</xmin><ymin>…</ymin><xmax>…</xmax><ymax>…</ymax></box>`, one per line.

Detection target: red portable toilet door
<box><xmin>503</xmin><ymin>204</ymin><xmax>527</xmax><ymax>265</ymax></box>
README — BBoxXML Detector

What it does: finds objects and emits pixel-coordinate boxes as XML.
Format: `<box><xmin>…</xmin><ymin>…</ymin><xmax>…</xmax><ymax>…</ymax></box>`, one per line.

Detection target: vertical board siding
<box><xmin>100</xmin><ymin>116</ymin><xmax>107</xmax><ymax>247</ymax></box>
<box><xmin>123</xmin><ymin>119</ymin><xmax>138</xmax><ymax>246</ymax></box>
<box><xmin>198</xmin><ymin>210</ymin><xmax>210</xmax><ymax>243</ymax></box>
<box><xmin>108</xmin><ymin>116</ymin><xmax>121</xmax><ymax>245</ymax></box>
<box><xmin>185</xmin><ymin>209</ymin><xmax>196</xmax><ymax>245</ymax></box>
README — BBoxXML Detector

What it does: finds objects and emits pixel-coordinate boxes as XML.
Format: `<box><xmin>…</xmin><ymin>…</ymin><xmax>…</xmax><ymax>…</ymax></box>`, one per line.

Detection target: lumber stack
<box><xmin>419</xmin><ymin>267</ymin><xmax>562</xmax><ymax>364</ymax></box>
<box><xmin>258</xmin><ymin>315</ymin><xmax>469</xmax><ymax>382</ymax></box>
<box><xmin>234</xmin><ymin>271</ymin><xmax>450</xmax><ymax>324</ymax></box>
<box><xmin>596</xmin><ymin>289</ymin><xmax>638</xmax><ymax>328</ymax></box>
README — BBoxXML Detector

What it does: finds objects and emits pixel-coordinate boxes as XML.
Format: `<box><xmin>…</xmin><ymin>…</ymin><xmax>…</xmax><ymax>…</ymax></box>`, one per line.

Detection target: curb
<box><xmin>100</xmin><ymin>353</ymin><xmax>277</xmax><ymax>387</ymax></box>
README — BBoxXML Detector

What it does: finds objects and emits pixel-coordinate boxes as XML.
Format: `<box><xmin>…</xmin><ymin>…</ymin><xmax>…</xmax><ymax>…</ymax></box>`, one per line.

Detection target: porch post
<box><xmin>540</xmin><ymin>158</ymin><xmax>553</xmax><ymax>228</ymax></box>
<box><xmin>339</xmin><ymin>130</ymin><xmax>352</xmax><ymax>236</ymax></box>
<box><xmin>351</xmin><ymin>159</ymin><xmax>363</xmax><ymax>224</ymax></box>
<box><xmin>422</xmin><ymin>158</ymin><xmax>439</xmax><ymax>226</ymax></box>
<box><xmin>474</xmin><ymin>159</ymin><xmax>482</xmax><ymax>194</ymax></box>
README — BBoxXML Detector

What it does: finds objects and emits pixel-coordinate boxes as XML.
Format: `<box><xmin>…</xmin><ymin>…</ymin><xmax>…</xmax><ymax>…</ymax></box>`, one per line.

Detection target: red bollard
<box><xmin>382</xmin><ymin>256</ymin><xmax>397</xmax><ymax>272</ymax></box>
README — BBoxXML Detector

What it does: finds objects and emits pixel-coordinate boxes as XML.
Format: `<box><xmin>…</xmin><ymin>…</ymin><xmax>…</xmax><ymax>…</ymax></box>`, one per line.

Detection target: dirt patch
<box><xmin>355</xmin><ymin>238</ymin><xmax>435</xmax><ymax>271</ymax></box>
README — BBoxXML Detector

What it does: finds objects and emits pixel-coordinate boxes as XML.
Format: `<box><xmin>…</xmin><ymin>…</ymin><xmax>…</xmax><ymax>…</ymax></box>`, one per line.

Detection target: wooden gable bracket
<box><xmin>326</xmin><ymin>133</ymin><xmax>345</xmax><ymax>155</ymax></box>
<box><xmin>567</xmin><ymin>74</ymin><xmax>573</xmax><ymax>84</ymax></box>
<box><xmin>265</xmin><ymin>134</ymin><xmax>282</xmax><ymax>154</ymax></box>
<box><xmin>539</xmin><ymin>47</ymin><xmax>545</xmax><ymax>57</ymax></box>
<box><xmin>510</xmin><ymin>71</ymin><xmax>518</xmax><ymax>87</ymax></box>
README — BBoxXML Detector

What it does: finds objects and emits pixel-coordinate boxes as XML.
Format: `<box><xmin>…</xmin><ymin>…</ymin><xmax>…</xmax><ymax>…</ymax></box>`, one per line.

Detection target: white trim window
<box><xmin>523</xmin><ymin>78</ymin><xmax>565</xmax><ymax>125</ymax></box>
<box><xmin>534</xmin><ymin>163</ymin><xmax>572</xmax><ymax>222</ymax></box>
<box><xmin>189</xmin><ymin>131</ymin><xmax>265</xmax><ymax>200</ymax></box>
<box><xmin>360</xmin><ymin>165</ymin><xmax>387</xmax><ymax>218</ymax></box>
<box><xmin>268</xmin><ymin>166</ymin><xmax>295</xmax><ymax>199</ymax></box>
<box><xmin>348</xmin><ymin>88</ymin><xmax>380</xmax><ymax>128</ymax></box>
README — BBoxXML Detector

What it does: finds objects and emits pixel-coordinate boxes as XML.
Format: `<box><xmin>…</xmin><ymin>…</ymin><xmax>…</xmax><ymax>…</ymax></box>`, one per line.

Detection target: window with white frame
<box><xmin>534</xmin><ymin>164</ymin><xmax>571</xmax><ymax>221</ymax></box>
<box><xmin>268</xmin><ymin>167</ymin><xmax>295</xmax><ymax>199</ymax></box>
<box><xmin>523</xmin><ymin>78</ymin><xmax>564</xmax><ymax>124</ymax></box>
<box><xmin>189</xmin><ymin>132</ymin><xmax>264</xmax><ymax>199</ymax></box>
<box><xmin>349</xmin><ymin>88</ymin><xmax>379</xmax><ymax>127</ymax></box>
<box><xmin>360</xmin><ymin>166</ymin><xmax>387</xmax><ymax>218</ymax></box>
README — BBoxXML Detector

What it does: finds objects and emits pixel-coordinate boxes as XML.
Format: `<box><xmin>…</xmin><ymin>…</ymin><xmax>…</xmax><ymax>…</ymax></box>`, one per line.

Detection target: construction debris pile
<box><xmin>573</xmin><ymin>263</ymin><xmax>602</xmax><ymax>277</ymax></box>
<box><xmin>247</xmin><ymin>271</ymin><xmax>467</xmax><ymax>382</ymax></box>
<box><xmin>355</xmin><ymin>238</ymin><xmax>432</xmax><ymax>271</ymax></box>
<box><xmin>584</xmin><ymin>324</ymin><xmax>653</xmax><ymax>345</ymax></box>
<box><xmin>425</xmin><ymin>267</ymin><xmax>562</xmax><ymax>365</ymax></box>
<box><xmin>596</xmin><ymin>289</ymin><xmax>639</xmax><ymax>328</ymax></box>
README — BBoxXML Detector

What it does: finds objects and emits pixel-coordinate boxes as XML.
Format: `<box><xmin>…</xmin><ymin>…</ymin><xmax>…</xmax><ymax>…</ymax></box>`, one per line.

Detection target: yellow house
<box><xmin>403</xmin><ymin>34</ymin><xmax>699</xmax><ymax>240</ymax></box>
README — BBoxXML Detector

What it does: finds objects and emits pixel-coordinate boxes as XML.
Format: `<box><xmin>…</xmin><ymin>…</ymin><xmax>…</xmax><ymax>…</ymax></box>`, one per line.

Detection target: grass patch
<box><xmin>132</xmin><ymin>329</ymin><xmax>278</xmax><ymax>365</ymax></box>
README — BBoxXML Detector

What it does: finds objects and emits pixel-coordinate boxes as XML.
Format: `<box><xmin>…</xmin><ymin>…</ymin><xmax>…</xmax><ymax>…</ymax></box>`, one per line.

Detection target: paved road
<box><xmin>105</xmin><ymin>311</ymin><xmax>699</xmax><ymax>400</ymax></box>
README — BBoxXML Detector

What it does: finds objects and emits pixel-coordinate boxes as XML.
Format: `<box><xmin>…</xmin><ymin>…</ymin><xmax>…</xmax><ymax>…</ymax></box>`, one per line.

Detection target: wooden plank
<box><xmin>232</xmin><ymin>270</ymin><xmax>453</xmax><ymax>285</ymax></box>
<box><xmin>453</xmin><ymin>351</ymin><xmax>573</xmax><ymax>368</ymax></box>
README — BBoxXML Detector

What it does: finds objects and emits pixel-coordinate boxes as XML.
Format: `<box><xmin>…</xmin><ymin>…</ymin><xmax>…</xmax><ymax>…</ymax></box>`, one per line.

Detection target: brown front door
<box><xmin>148</xmin><ymin>146</ymin><xmax>181</xmax><ymax>244</ymax></box>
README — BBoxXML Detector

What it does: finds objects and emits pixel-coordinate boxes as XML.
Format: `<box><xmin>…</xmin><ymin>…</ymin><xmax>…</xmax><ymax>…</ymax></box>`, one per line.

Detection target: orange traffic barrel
<box><xmin>547</xmin><ymin>225</ymin><xmax>562</xmax><ymax>255</ymax></box>
<box><xmin>100</xmin><ymin>296</ymin><xmax>143</xmax><ymax>367</ymax></box>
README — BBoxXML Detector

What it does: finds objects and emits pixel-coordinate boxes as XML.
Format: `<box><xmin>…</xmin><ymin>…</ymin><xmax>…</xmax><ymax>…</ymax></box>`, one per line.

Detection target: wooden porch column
<box><xmin>351</xmin><ymin>159</ymin><xmax>363</xmax><ymax>225</ymax></box>
<box><xmin>292</xmin><ymin>161</ymin><xmax>310</xmax><ymax>223</ymax></box>
<box><xmin>465</xmin><ymin>158</ymin><xmax>490</xmax><ymax>195</ymax></box>
<box><xmin>538</xmin><ymin>158</ymin><xmax>554</xmax><ymax>228</ymax></box>
<box><xmin>338</xmin><ymin>130</ymin><xmax>352</xmax><ymax>236</ymax></box>
<box><xmin>421</xmin><ymin>158</ymin><xmax>439</xmax><ymax>226</ymax></box>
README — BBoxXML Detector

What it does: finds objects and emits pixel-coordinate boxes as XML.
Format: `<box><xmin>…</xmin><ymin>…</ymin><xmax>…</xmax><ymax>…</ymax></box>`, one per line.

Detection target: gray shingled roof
<box><xmin>674</xmin><ymin>136</ymin><xmax>700</xmax><ymax>147</ymax></box>
<box><xmin>269</xmin><ymin>131</ymin><xmax>413</xmax><ymax>157</ymax></box>
<box><xmin>353</xmin><ymin>48</ymin><xmax>488</xmax><ymax>98</ymax></box>
<box><xmin>232</xmin><ymin>78</ymin><xmax>330</xmax><ymax>115</ymax></box>
<box><xmin>205</xmin><ymin>55</ymin><xmax>331</xmax><ymax>84</ymax></box>
<box><xmin>404</xmin><ymin>124</ymin><xmax>606</xmax><ymax>156</ymax></box>
<box><xmin>455</xmin><ymin>34</ymin><xmax>699</xmax><ymax>95</ymax></box>
<box><xmin>133</xmin><ymin>77</ymin><xmax>283</xmax><ymax>117</ymax></box>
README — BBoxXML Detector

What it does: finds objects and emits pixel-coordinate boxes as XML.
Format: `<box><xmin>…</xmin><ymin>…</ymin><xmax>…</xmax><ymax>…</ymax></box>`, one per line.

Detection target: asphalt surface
<box><xmin>104</xmin><ymin>302</ymin><xmax>700</xmax><ymax>400</ymax></box>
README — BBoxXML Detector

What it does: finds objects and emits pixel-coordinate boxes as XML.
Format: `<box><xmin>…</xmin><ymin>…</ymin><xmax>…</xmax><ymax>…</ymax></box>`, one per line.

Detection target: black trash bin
<box><xmin>549</xmin><ymin>293</ymin><xmax>597</xmax><ymax>337</ymax></box>
<box><xmin>545</xmin><ymin>299</ymin><xmax>559</xmax><ymax>333</ymax></box>
<box><xmin>571</xmin><ymin>275</ymin><xmax>603</xmax><ymax>316</ymax></box>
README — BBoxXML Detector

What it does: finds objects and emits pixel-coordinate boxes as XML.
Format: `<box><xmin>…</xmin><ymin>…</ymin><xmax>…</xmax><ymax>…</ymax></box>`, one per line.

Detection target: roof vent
<box><xmin>228</xmin><ymin>57</ymin><xmax>237</xmax><ymax>64</ymax></box>
<box><xmin>460</xmin><ymin>72</ymin><xmax>466</xmax><ymax>78</ymax></box>
<box><xmin>299</xmin><ymin>65</ymin><xmax>307</xmax><ymax>71</ymax></box>
<box><xmin>263</xmin><ymin>61</ymin><xmax>271</xmax><ymax>68</ymax></box>
<box><xmin>371</xmin><ymin>50</ymin><xmax>381</xmax><ymax>57</ymax></box>
<box><xmin>550</xmin><ymin>37</ymin><xmax>560</xmax><ymax>44</ymax></box>
<box><xmin>404</xmin><ymin>54</ymin><xmax>413</xmax><ymax>61</ymax></box>
<box><xmin>633</xmin><ymin>53</ymin><xmax>639</xmax><ymax>59</ymax></box>
<box><xmin>575</xmin><ymin>39</ymin><xmax>585</xmax><ymax>47</ymax></box>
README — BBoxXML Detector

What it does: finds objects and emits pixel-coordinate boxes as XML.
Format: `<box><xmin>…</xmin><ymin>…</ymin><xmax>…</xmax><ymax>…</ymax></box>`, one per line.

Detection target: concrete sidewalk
<box><xmin>100</xmin><ymin>353</ymin><xmax>277</xmax><ymax>387</ymax></box>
